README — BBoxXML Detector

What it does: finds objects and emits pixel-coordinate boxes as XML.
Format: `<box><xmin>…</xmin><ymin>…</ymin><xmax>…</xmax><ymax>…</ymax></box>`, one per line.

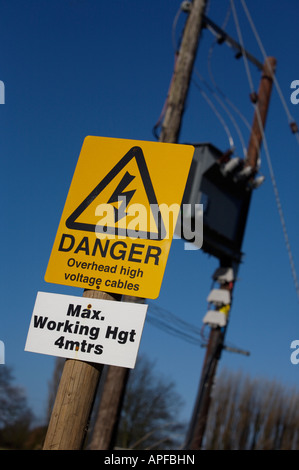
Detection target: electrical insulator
<box><xmin>251</xmin><ymin>175</ymin><xmax>265</xmax><ymax>189</ymax></box>
<box><xmin>181</xmin><ymin>1</ymin><xmax>191</xmax><ymax>12</ymax></box>
<box><xmin>222</xmin><ymin>157</ymin><xmax>241</xmax><ymax>175</ymax></box>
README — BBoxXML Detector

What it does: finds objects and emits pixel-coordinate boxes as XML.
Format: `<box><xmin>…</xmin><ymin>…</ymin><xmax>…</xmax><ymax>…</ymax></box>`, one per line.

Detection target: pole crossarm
<box><xmin>203</xmin><ymin>15</ymin><xmax>264</xmax><ymax>71</ymax></box>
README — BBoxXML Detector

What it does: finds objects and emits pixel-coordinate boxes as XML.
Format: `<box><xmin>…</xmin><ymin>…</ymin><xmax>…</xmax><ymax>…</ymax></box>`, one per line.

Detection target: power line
<box><xmin>147</xmin><ymin>301</ymin><xmax>204</xmax><ymax>346</ymax></box>
<box><xmin>193</xmin><ymin>69</ymin><xmax>247</xmax><ymax>157</ymax></box>
<box><xmin>256</xmin><ymin>110</ymin><xmax>299</xmax><ymax>302</ymax></box>
<box><xmin>240</xmin><ymin>0</ymin><xmax>299</xmax><ymax>145</ymax></box>
<box><xmin>171</xmin><ymin>3</ymin><xmax>184</xmax><ymax>53</ymax></box>
<box><xmin>153</xmin><ymin>2</ymin><xmax>188</xmax><ymax>140</ymax></box>
<box><xmin>206</xmin><ymin>4</ymin><xmax>252</xmax><ymax>159</ymax></box>
<box><xmin>147</xmin><ymin>301</ymin><xmax>249</xmax><ymax>355</ymax></box>
<box><xmin>192</xmin><ymin>78</ymin><xmax>235</xmax><ymax>150</ymax></box>
<box><xmin>172</xmin><ymin>2</ymin><xmax>247</xmax><ymax>157</ymax></box>
<box><xmin>230</xmin><ymin>0</ymin><xmax>299</xmax><ymax>302</ymax></box>
<box><xmin>230</xmin><ymin>0</ymin><xmax>255</xmax><ymax>94</ymax></box>
<box><xmin>204</xmin><ymin>5</ymin><xmax>263</xmax><ymax>167</ymax></box>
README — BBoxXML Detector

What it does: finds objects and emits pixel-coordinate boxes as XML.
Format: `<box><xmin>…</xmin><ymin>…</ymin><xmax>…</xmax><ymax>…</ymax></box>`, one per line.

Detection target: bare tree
<box><xmin>203</xmin><ymin>369</ymin><xmax>299</xmax><ymax>450</ymax></box>
<box><xmin>115</xmin><ymin>355</ymin><xmax>185</xmax><ymax>450</ymax></box>
<box><xmin>0</xmin><ymin>366</ymin><xmax>34</xmax><ymax>449</ymax></box>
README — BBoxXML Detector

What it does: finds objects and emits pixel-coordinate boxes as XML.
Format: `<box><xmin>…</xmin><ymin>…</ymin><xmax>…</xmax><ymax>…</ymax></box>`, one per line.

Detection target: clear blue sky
<box><xmin>1</xmin><ymin>0</ymin><xmax>299</xmax><ymax>431</ymax></box>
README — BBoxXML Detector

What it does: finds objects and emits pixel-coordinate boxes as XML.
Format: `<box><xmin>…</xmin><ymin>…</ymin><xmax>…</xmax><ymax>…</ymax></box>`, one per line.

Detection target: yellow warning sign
<box><xmin>45</xmin><ymin>136</ymin><xmax>194</xmax><ymax>299</ymax></box>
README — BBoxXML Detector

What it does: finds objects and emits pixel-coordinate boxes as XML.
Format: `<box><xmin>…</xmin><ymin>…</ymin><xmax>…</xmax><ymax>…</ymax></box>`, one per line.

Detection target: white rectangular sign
<box><xmin>25</xmin><ymin>292</ymin><xmax>148</xmax><ymax>368</ymax></box>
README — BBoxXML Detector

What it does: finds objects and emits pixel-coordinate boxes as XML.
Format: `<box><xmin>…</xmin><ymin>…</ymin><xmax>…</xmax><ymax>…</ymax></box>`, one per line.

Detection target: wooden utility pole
<box><xmin>43</xmin><ymin>0</ymin><xmax>207</xmax><ymax>451</ymax></box>
<box><xmin>159</xmin><ymin>0</ymin><xmax>207</xmax><ymax>144</ymax></box>
<box><xmin>88</xmin><ymin>365</ymin><xmax>130</xmax><ymax>450</ymax></box>
<box><xmin>87</xmin><ymin>0</ymin><xmax>208</xmax><ymax>451</ymax></box>
<box><xmin>185</xmin><ymin>57</ymin><xmax>276</xmax><ymax>450</ymax></box>
<box><xmin>43</xmin><ymin>290</ymin><xmax>120</xmax><ymax>450</ymax></box>
<box><xmin>88</xmin><ymin>296</ymin><xmax>143</xmax><ymax>450</ymax></box>
<box><xmin>246</xmin><ymin>57</ymin><xmax>277</xmax><ymax>168</ymax></box>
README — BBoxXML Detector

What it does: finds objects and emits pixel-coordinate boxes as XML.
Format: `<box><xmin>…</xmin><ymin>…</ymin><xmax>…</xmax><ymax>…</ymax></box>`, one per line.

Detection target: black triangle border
<box><xmin>65</xmin><ymin>146</ymin><xmax>167</xmax><ymax>241</ymax></box>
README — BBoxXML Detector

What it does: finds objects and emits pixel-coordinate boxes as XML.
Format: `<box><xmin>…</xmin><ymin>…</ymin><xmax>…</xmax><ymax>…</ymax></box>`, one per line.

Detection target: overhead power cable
<box><xmin>152</xmin><ymin>53</ymin><xmax>178</xmax><ymax>140</ymax></box>
<box><xmin>205</xmin><ymin>4</ymin><xmax>263</xmax><ymax>167</ymax></box>
<box><xmin>240</xmin><ymin>0</ymin><xmax>299</xmax><ymax>144</ymax></box>
<box><xmin>230</xmin><ymin>0</ymin><xmax>299</xmax><ymax>302</ymax></box>
<box><xmin>230</xmin><ymin>0</ymin><xmax>255</xmax><ymax>95</ymax></box>
<box><xmin>153</xmin><ymin>2</ymin><xmax>187</xmax><ymax>140</ymax></box>
<box><xmin>206</xmin><ymin>4</ymin><xmax>250</xmax><ymax>160</ymax></box>
<box><xmin>147</xmin><ymin>301</ymin><xmax>248</xmax><ymax>354</ymax></box>
<box><xmin>171</xmin><ymin>3</ymin><xmax>184</xmax><ymax>53</ymax></box>
<box><xmin>169</xmin><ymin>1</ymin><xmax>237</xmax><ymax>153</ymax></box>
<box><xmin>147</xmin><ymin>301</ymin><xmax>204</xmax><ymax>346</ymax></box>
<box><xmin>194</xmin><ymin>68</ymin><xmax>247</xmax><ymax>157</ymax></box>
<box><xmin>192</xmin><ymin>78</ymin><xmax>235</xmax><ymax>150</ymax></box>
<box><xmin>256</xmin><ymin>110</ymin><xmax>299</xmax><ymax>301</ymax></box>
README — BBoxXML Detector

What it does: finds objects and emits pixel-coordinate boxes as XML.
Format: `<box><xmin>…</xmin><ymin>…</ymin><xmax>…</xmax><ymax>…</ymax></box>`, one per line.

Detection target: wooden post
<box><xmin>85</xmin><ymin>2</ymin><xmax>208</xmax><ymax>450</ymax></box>
<box><xmin>43</xmin><ymin>290</ymin><xmax>120</xmax><ymax>450</ymax></box>
<box><xmin>184</xmin><ymin>327</ymin><xmax>225</xmax><ymax>450</ymax></box>
<box><xmin>88</xmin><ymin>296</ymin><xmax>144</xmax><ymax>450</ymax></box>
<box><xmin>43</xmin><ymin>1</ymin><xmax>207</xmax><ymax>450</ymax></box>
<box><xmin>185</xmin><ymin>57</ymin><xmax>276</xmax><ymax>450</ymax></box>
<box><xmin>88</xmin><ymin>365</ymin><xmax>130</xmax><ymax>450</ymax></box>
<box><xmin>245</xmin><ymin>57</ymin><xmax>277</xmax><ymax>169</ymax></box>
<box><xmin>159</xmin><ymin>0</ymin><xmax>207</xmax><ymax>144</ymax></box>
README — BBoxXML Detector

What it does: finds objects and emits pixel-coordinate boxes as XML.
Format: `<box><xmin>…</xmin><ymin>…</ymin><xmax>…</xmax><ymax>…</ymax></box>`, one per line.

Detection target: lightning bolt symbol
<box><xmin>108</xmin><ymin>171</ymin><xmax>136</xmax><ymax>222</ymax></box>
